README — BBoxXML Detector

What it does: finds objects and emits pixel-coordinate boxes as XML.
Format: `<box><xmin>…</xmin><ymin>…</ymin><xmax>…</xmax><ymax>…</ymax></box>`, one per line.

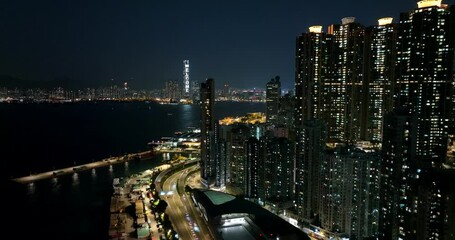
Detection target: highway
<box><xmin>162</xmin><ymin>165</ymin><xmax>199</xmax><ymax>240</ymax></box>
<box><xmin>180</xmin><ymin>170</ymin><xmax>215</xmax><ymax>240</ymax></box>
<box><xmin>161</xmin><ymin>164</ymin><xmax>214</xmax><ymax>240</ymax></box>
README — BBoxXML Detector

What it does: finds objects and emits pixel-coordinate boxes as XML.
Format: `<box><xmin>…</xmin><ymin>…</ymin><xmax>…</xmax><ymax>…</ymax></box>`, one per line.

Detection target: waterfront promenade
<box><xmin>12</xmin><ymin>151</ymin><xmax>152</xmax><ymax>184</ymax></box>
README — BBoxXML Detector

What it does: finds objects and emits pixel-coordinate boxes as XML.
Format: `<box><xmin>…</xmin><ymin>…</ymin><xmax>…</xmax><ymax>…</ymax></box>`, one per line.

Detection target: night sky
<box><xmin>0</xmin><ymin>0</ymin><xmax>451</xmax><ymax>90</ymax></box>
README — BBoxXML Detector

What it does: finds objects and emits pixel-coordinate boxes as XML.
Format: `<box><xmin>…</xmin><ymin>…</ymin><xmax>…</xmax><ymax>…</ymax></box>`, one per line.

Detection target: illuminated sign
<box><xmin>183</xmin><ymin>60</ymin><xmax>190</xmax><ymax>96</ymax></box>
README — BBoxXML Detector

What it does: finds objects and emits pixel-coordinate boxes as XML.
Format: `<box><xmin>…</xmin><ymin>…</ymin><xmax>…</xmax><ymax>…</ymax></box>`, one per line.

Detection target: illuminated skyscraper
<box><xmin>245</xmin><ymin>137</ymin><xmax>260</xmax><ymax>199</ymax></box>
<box><xmin>295</xmin><ymin>27</ymin><xmax>332</xmax><ymax>222</ymax></box>
<box><xmin>379</xmin><ymin>107</ymin><xmax>417</xmax><ymax>239</ymax></box>
<box><xmin>183</xmin><ymin>60</ymin><xmax>190</xmax><ymax>99</ymax></box>
<box><xmin>394</xmin><ymin>0</ymin><xmax>454</xmax><ymax>166</ymax></box>
<box><xmin>328</xmin><ymin>17</ymin><xmax>365</xmax><ymax>143</ymax></box>
<box><xmin>363</xmin><ymin>17</ymin><xmax>397</xmax><ymax>144</ymax></box>
<box><xmin>266</xmin><ymin>76</ymin><xmax>281</xmax><ymax>123</ymax></box>
<box><xmin>295</xmin><ymin>120</ymin><xmax>326</xmax><ymax>223</ymax></box>
<box><xmin>378</xmin><ymin>1</ymin><xmax>455</xmax><ymax>239</ymax></box>
<box><xmin>411</xmin><ymin>169</ymin><xmax>455</xmax><ymax>240</ymax></box>
<box><xmin>267</xmin><ymin>137</ymin><xmax>294</xmax><ymax>201</ymax></box>
<box><xmin>295</xmin><ymin>26</ymin><xmax>330</xmax><ymax>123</ymax></box>
<box><xmin>200</xmin><ymin>78</ymin><xmax>215</xmax><ymax>186</ymax></box>
<box><xmin>320</xmin><ymin>145</ymin><xmax>381</xmax><ymax>239</ymax></box>
<box><xmin>227</xmin><ymin>124</ymin><xmax>251</xmax><ymax>194</ymax></box>
<box><xmin>293</xmin><ymin>2</ymin><xmax>455</xmax><ymax>239</ymax></box>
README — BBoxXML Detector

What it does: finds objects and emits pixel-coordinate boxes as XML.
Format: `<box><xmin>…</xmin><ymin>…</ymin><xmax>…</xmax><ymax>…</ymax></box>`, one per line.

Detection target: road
<box><xmin>179</xmin><ymin>170</ymin><xmax>215</xmax><ymax>240</ymax></box>
<box><xmin>162</xmin><ymin>165</ymin><xmax>198</xmax><ymax>240</ymax></box>
<box><xmin>161</xmin><ymin>165</ymin><xmax>214</xmax><ymax>240</ymax></box>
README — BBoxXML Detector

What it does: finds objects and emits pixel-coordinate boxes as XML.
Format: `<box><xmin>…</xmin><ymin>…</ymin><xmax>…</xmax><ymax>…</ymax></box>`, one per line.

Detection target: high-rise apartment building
<box><xmin>266</xmin><ymin>76</ymin><xmax>281</xmax><ymax>123</ymax></box>
<box><xmin>295</xmin><ymin>120</ymin><xmax>326</xmax><ymax>223</ymax></box>
<box><xmin>320</xmin><ymin>145</ymin><xmax>380</xmax><ymax>239</ymax></box>
<box><xmin>394</xmin><ymin>0</ymin><xmax>454</xmax><ymax>166</ymax></box>
<box><xmin>268</xmin><ymin>137</ymin><xmax>294</xmax><ymax>201</ymax></box>
<box><xmin>295</xmin><ymin>27</ymin><xmax>331</xmax><ymax>224</ymax></box>
<box><xmin>259</xmin><ymin>134</ymin><xmax>273</xmax><ymax>201</ymax></box>
<box><xmin>363</xmin><ymin>17</ymin><xmax>397</xmax><ymax>144</ymax></box>
<box><xmin>245</xmin><ymin>137</ymin><xmax>260</xmax><ymax>199</ymax></box>
<box><xmin>295</xmin><ymin>26</ymin><xmax>332</xmax><ymax>123</ymax></box>
<box><xmin>291</xmin><ymin>1</ymin><xmax>455</xmax><ymax>239</ymax></box>
<box><xmin>379</xmin><ymin>107</ymin><xmax>417</xmax><ymax>239</ymax></box>
<box><xmin>411</xmin><ymin>168</ymin><xmax>455</xmax><ymax>240</ymax></box>
<box><xmin>200</xmin><ymin>78</ymin><xmax>215</xmax><ymax>186</ymax></box>
<box><xmin>213</xmin><ymin>122</ymin><xmax>230</xmax><ymax>189</ymax></box>
<box><xmin>328</xmin><ymin>17</ymin><xmax>365</xmax><ymax>143</ymax></box>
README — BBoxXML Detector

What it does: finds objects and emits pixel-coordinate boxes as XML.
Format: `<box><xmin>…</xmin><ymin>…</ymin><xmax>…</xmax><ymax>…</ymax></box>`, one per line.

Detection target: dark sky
<box><xmin>0</xmin><ymin>0</ymin><xmax>451</xmax><ymax>90</ymax></box>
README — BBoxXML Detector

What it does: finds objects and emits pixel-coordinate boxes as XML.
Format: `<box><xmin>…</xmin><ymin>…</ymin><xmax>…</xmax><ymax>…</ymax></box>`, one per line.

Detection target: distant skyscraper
<box><xmin>200</xmin><ymin>78</ymin><xmax>215</xmax><ymax>186</ymax></box>
<box><xmin>266</xmin><ymin>76</ymin><xmax>281</xmax><ymax>123</ymax></box>
<box><xmin>191</xmin><ymin>80</ymin><xmax>200</xmax><ymax>103</ymax></box>
<box><xmin>222</xmin><ymin>83</ymin><xmax>230</xmax><ymax>100</ymax></box>
<box><xmin>394</xmin><ymin>0</ymin><xmax>454</xmax><ymax>166</ymax></box>
<box><xmin>165</xmin><ymin>80</ymin><xmax>180</xmax><ymax>101</ymax></box>
<box><xmin>183</xmin><ymin>60</ymin><xmax>190</xmax><ymax>99</ymax></box>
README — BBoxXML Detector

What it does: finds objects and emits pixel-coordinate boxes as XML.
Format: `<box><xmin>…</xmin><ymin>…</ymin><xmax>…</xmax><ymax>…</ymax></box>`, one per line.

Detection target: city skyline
<box><xmin>3</xmin><ymin>1</ymin><xmax>455</xmax><ymax>240</ymax></box>
<box><xmin>0</xmin><ymin>0</ymin><xmax>443</xmax><ymax>90</ymax></box>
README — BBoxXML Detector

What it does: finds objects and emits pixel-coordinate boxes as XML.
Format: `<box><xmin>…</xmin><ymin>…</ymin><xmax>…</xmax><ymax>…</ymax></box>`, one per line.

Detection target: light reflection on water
<box><xmin>6</xmin><ymin>102</ymin><xmax>263</xmax><ymax>239</ymax></box>
<box><xmin>109</xmin><ymin>165</ymin><xmax>113</xmax><ymax>177</ymax></box>
<box><xmin>179</xmin><ymin>104</ymin><xmax>198</xmax><ymax>130</ymax></box>
<box><xmin>27</xmin><ymin>182</ymin><xmax>35</xmax><ymax>195</ymax></box>
<box><xmin>51</xmin><ymin>177</ymin><xmax>61</xmax><ymax>193</ymax></box>
<box><xmin>72</xmin><ymin>172</ymin><xmax>79</xmax><ymax>186</ymax></box>
<box><xmin>124</xmin><ymin>161</ymin><xmax>130</xmax><ymax>176</ymax></box>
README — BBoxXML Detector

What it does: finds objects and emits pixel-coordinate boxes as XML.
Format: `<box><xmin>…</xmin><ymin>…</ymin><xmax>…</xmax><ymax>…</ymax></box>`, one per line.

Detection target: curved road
<box><xmin>162</xmin><ymin>167</ymin><xmax>196</xmax><ymax>240</ymax></box>
<box><xmin>161</xmin><ymin>165</ymin><xmax>214</xmax><ymax>240</ymax></box>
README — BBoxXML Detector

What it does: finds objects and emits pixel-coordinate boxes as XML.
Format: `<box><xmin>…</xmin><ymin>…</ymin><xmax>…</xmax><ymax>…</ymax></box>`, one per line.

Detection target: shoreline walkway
<box><xmin>12</xmin><ymin>151</ymin><xmax>152</xmax><ymax>184</ymax></box>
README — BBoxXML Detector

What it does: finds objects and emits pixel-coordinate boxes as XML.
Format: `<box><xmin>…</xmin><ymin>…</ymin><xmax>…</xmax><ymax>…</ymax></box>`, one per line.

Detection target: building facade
<box><xmin>266</xmin><ymin>76</ymin><xmax>281</xmax><ymax>123</ymax></box>
<box><xmin>200</xmin><ymin>78</ymin><xmax>215</xmax><ymax>186</ymax></box>
<box><xmin>394</xmin><ymin>0</ymin><xmax>454</xmax><ymax>166</ymax></box>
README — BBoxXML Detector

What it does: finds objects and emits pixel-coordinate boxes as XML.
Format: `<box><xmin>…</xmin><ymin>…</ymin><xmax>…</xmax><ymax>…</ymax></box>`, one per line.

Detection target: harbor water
<box><xmin>2</xmin><ymin>101</ymin><xmax>264</xmax><ymax>240</ymax></box>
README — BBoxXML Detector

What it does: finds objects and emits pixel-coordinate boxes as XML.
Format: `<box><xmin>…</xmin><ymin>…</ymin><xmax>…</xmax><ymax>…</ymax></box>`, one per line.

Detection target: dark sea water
<box><xmin>1</xmin><ymin>101</ymin><xmax>264</xmax><ymax>240</ymax></box>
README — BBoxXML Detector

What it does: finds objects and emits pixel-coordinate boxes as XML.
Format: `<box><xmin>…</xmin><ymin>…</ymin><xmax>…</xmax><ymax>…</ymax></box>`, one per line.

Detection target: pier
<box><xmin>12</xmin><ymin>151</ymin><xmax>153</xmax><ymax>184</ymax></box>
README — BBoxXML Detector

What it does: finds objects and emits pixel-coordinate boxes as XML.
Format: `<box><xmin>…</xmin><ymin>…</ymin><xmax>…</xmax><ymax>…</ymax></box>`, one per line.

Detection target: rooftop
<box><xmin>203</xmin><ymin>190</ymin><xmax>236</xmax><ymax>205</ymax></box>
